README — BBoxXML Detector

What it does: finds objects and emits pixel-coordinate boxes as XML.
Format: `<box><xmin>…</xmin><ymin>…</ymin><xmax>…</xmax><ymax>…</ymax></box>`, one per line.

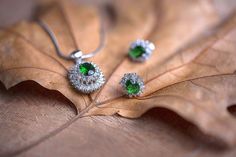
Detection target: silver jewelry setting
<box><xmin>120</xmin><ymin>73</ymin><xmax>145</xmax><ymax>97</ymax></box>
<box><xmin>68</xmin><ymin>61</ymin><xmax>105</xmax><ymax>94</ymax></box>
<box><xmin>38</xmin><ymin>19</ymin><xmax>107</xmax><ymax>94</ymax></box>
<box><xmin>129</xmin><ymin>39</ymin><xmax>155</xmax><ymax>62</ymax></box>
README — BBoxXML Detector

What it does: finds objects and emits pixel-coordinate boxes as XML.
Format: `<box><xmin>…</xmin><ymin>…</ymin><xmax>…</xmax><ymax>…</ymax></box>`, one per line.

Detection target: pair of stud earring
<box><xmin>120</xmin><ymin>39</ymin><xmax>155</xmax><ymax>97</ymax></box>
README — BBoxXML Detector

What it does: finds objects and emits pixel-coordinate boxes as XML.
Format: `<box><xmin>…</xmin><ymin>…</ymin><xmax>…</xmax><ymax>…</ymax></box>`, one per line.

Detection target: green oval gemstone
<box><xmin>125</xmin><ymin>80</ymin><xmax>140</xmax><ymax>94</ymax></box>
<box><xmin>129</xmin><ymin>46</ymin><xmax>145</xmax><ymax>58</ymax></box>
<box><xmin>79</xmin><ymin>63</ymin><xmax>95</xmax><ymax>76</ymax></box>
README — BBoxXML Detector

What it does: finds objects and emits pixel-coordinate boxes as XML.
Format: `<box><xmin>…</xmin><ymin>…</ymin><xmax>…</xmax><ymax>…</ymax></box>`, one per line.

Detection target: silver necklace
<box><xmin>38</xmin><ymin>18</ymin><xmax>106</xmax><ymax>94</ymax></box>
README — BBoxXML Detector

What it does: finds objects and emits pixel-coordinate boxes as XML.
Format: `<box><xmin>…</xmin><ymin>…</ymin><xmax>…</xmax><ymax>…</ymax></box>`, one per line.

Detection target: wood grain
<box><xmin>0</xmin><ymin>82</ymin><xmax>236</xmax><ymax>157</ymax></box>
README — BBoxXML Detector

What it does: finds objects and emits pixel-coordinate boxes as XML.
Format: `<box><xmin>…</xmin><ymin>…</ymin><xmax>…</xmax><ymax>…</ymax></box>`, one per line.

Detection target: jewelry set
<box><xmin>39</xmin><ymin>17</ymin><xmax>155</xmax><ymax>98</ymax></box>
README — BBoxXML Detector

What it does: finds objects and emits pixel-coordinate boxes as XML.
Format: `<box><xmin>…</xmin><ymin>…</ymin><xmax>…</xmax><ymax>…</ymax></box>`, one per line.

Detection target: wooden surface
<box><xmin>1</xmin><ymin>82</ymin><xmax>236</xmax><ymax>157</ymax></box>
<box><xmin>0</xmin><ymin>0</ymin><xmax>236</xmax><ymax>157</ymax></box>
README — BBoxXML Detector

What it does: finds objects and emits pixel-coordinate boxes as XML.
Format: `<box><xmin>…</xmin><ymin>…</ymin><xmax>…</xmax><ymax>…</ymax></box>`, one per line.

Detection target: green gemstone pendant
<box><xmin>120</xmin><ymin>73</ymin><xmax>144</xmax><ymax>97</ymax></box>
<box><xmin>38</xmin><ymin>19</ymin><xmax>106</xmax><ymax>95</ymax></box>
<box><xmin>68</xmin><ymin>61</ymin><xmax>105</xmax><ymax>93</ymax></box>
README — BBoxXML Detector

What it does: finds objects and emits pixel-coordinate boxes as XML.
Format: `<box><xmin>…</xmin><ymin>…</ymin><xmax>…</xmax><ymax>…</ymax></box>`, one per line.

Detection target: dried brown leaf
<box><xmin>0</xmin><ymin>1</ymin><xmax>236</xmax><ymax>155</ymax></box>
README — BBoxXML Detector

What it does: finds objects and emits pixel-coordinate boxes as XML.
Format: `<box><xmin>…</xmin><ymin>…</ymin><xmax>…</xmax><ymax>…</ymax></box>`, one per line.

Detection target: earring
<box><xmin>128</xmin><ymin>39</ymin><xmax>155</xmax><ymax>62</ymax></box>
<box><xmin>120</xmin><ymin>73</ymin><xmax>145</xmax><ymax>97</ymax></box>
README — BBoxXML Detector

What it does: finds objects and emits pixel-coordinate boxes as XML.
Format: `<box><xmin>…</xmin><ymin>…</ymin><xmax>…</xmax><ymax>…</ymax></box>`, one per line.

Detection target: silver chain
<box><xmin>38</xmin><ymin>12</ymin><xmax>106</xmax><ymax>62</ymax></box>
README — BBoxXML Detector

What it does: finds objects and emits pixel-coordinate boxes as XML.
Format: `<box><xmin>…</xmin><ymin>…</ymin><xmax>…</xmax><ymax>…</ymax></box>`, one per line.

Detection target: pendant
<box><xmin>38</xmin><ymin>20</ymin><xmax>107</xmax><ymax>94</ymax></box>
<box><xmin>68</xmin><ymin>61</ymin><xmax>105</xmax><ymax>93</ymax></box>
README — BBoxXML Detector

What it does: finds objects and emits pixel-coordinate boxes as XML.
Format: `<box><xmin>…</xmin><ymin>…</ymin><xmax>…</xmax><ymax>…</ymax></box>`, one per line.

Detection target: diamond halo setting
<box><xmin>120</xmin><ymin>73</ymin><xmax>145</xmax><ymax>97</ymax></box>
<box><xmin>128</xmin><ymin>39</ymin><xmax>155</xmax><ymax>62</ymax></box>
<box><xmin>68</xmin><ymin>61</ymin><xmax>105</xmax><ymax>93</ymax></box>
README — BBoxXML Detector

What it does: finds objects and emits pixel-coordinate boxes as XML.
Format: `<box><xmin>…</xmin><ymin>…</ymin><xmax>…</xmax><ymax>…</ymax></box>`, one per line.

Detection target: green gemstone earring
<box><xmin>128</xmin><ymin>39</ymin><xmax>155</xmax><ymax>62</ymax></box>
<box><xmin>120</xmin><ymin>73</ymin><xmax>145</xmax><ymax>97</ymax></box>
